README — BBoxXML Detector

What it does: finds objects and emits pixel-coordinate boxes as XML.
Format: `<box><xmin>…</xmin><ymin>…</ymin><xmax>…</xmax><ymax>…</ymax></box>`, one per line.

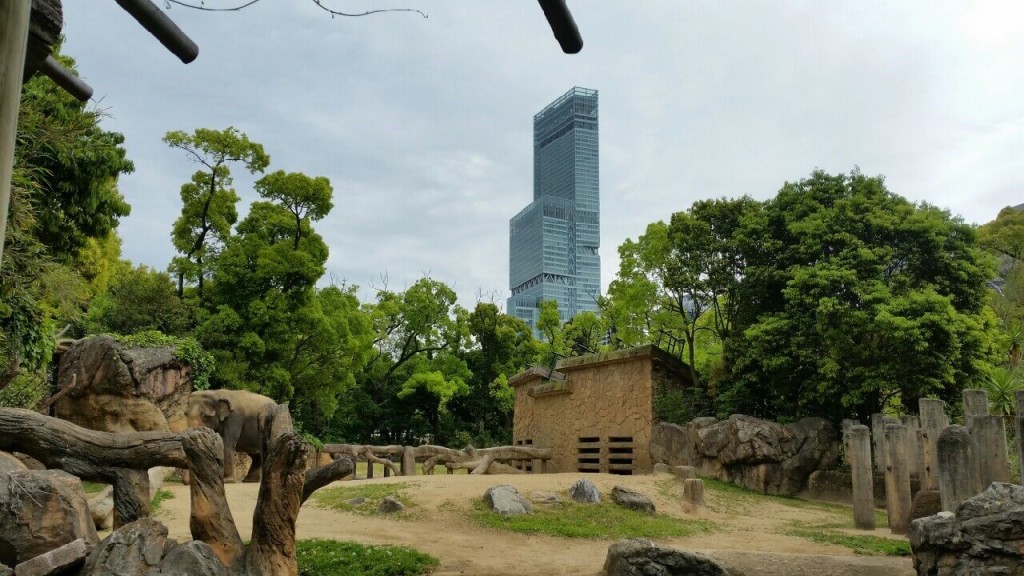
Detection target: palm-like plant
<box><xmin>1005</xmin><ymin>323</ymin><xmax>1024</xmax><ymax>368</ymax></box>
<box><xmin>981</xmin><ymin>366</ymin><xmax>1024</xmax><ymax>416</ymax></box>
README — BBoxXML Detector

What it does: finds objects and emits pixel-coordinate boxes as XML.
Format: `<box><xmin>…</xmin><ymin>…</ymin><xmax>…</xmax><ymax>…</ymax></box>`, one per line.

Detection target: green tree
<box><xmin>978</xmin><ymin>206</ymin><xmax>1024</xmax><ymax>275</ymax></box>
<box><xmin>84</xmin><ymin>264</ymin><xmax>190</xmax><ymax>336</ymax></box>
<box><xmin>283</xmin><ymin>284</ymin><xmax>375</xmax><ymax>433</ymax></box>
<box><xmin>2</xmin><ymin>51</ymin><xmax>133</xmax><ymax>392</ymax></box>
<box><xmin>535</xmin><ymin>299</ymin><xmax>568</xmax><ymax>366</ymax></box>
<box><xmin>724</xmin><ymin>170</ymin><xmax>999</xmax><ymax>422</ymax></box>
<box><xmin>198</xmin><ymin>176</ymin><xmax>333</xmax><ymax>403</ymax></box>
<box><xmin>980</xmin><ymin>366</ymin><xmax>1024</xmax><ymax>417</ymax></box>
<box><xmin>449</xmin><ymin>302</ymin><xmax>538</xmax><ymax>444</ymax></box>
<box><xmin>164</xmin><ymin>127</ymin><xmax>269</xmax><ymax>300</ymax></box>
<box><xmin>563</xmin><ymin>311</ymin><xmax>606</xmax><ymax>357</ymax></box>
<box><xmin>254</xmin><ymin>170</ymin><xmax>333</xmax><ymax>250</ymax></box>
<box><xmin>14</xmin><ymin>52</ymin><xmax>133</xmax><ymax>258</ymax></box>
<box><xmin>337</xmin><ymin>278</ymin><xmax>468</xmax><ymax>443</ymax></box>
<box><xmin>601</xmin><ymin>222</ymin><xmax>700</xmax><ymax>384</ymax></box>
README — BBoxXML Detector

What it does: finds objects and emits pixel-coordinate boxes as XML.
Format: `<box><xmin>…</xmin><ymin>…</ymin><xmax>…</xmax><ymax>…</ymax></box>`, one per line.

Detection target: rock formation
<box><xmin>651</xmin><ymin>414</ymin><xmax>840</xmax><ymax>496</ymax></box>
<box><xmin>909</xmin><ymin>482</ymin><xmax>1024</xmax><ymax>575</ymax></box>
<box><xmin>0</xmin><ymin>469</ymin><xmax>98</xmax><ymax>566</ymax></box>
<box><xmin>53</xmin><ymin>335</ymin><xmax>193</xmax><ymax>434</ymax></box>
<box><xmin>49</xmin><ymin>336</ymin><xmax>198</xmax><ymax>529</ymax></box>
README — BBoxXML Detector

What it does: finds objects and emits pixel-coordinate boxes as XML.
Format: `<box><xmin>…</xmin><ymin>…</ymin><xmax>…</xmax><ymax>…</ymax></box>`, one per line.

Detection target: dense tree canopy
<box><xmin>602</xmin><ymin>170</ymin><xmax>1001</xmax><ymax>424</ymax></box>
<box><xmin>723</xmin><ymin>171</ymin><xmax>998</xmax><ymax>422</ymax></box>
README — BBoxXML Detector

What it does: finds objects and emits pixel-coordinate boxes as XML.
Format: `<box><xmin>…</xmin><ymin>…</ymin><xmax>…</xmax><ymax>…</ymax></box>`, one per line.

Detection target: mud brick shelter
<box><xmin>510</xmin><ymin>345</ymin><xmax>693</xmax><ymax>475</ymax></box>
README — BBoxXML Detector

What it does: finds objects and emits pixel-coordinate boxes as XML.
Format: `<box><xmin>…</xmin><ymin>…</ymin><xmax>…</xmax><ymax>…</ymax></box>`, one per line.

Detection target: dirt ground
<box><xmin>155</xmin><ymin>472</ymin><xmax>916</xmax><ymax>576</ymax></box>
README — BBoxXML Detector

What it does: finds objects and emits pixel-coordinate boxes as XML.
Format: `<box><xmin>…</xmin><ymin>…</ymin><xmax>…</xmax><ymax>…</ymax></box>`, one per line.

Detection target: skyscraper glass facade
<box><xmin>508</xmin><ymin>87</ymin><xmax>600</xmax><ymax>334</ymax></box>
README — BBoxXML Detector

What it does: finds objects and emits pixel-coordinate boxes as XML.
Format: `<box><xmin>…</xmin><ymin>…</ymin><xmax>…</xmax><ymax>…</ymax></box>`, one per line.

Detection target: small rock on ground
<box><xmin>611</xmin><ymin>485</ymin><xmax>655</xmax><ymax>515</ymax></box>
<box><xmin>483</xmin><ymin>485</ymin><xmax>532</xmax><ymax>517</ymax></box>
<box><xmin>569</xmin><ymin>478</ymin><xmax>601</xmax><ymax>503</ymax></box>
<box><xmin>378</xmin><ymin>496</ymin><xmax>405</xmax><ymax>514</ymax></box>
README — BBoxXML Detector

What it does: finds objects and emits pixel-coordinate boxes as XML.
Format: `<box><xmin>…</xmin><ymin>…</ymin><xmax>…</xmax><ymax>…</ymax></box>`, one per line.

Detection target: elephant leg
<box><xmin>242</xmin><ymin>452</ymin><xmax>262</xmax><ymax>483</ymax></box>
<box><xmin>222</xmin><ymin>437</ymin><xmax>237</xmax><ymax>482</ymax></box>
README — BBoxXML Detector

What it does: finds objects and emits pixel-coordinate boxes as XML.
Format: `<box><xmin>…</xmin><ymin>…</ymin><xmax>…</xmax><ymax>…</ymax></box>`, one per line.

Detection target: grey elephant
<box><xmin>186</xmin><ymin>389</ymin><xmax>277</xmax><ymax>482</ymax></box>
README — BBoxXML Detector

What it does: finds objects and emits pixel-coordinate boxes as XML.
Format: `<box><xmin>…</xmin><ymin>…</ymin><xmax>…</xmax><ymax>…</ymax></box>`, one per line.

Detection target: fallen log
<box><xmin>0</xmin><ymin>408</ymin><xmax>187</xmax><ymax>468</ymax></box>
<box><xmin>0</xmin><ymin>406</ymin><xmax>351</xmax><ymax>576</ymax></box>
<box><xmin>302</xmin><ymin>457</ymin><xmax>355</xmax><ymax>504</ymax></box>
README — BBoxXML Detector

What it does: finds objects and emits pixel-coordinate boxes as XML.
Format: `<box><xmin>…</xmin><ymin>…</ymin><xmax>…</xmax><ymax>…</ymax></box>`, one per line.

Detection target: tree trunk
<box><xmin>180</xmin><ymin>427</ymin><xmax>243</xmax><ymax>568</ymax></box>
<box><xmin>302</xmin><ymin>456</ymin><xmax>354</xmax><ymax>504</ymax></box>
<box><xmin>244</xmin><ymin>404</ymin><xmax>312</xmax><ymax>576</ymax></box>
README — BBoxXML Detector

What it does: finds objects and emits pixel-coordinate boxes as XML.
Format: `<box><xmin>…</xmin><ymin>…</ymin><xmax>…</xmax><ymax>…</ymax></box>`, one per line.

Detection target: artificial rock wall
<box><xmin>511</xmin><ymin>346</ymin><xmax>690</xmax><ymax>475</ymax></box>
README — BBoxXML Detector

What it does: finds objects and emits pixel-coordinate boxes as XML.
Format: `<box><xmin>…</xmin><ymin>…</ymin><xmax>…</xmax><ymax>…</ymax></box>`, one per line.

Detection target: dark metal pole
<box><xmin>537</xmin><ymin>0</ymin><xmax>583</xmax><ymax>54</ymax></box>
<box><xmin>39</xmin><ymin>55</ymin><xmax>92</xmax><ymax>102</ymax></box>
<box><xmin>114</xmin><ymin>0</ymin><xmax>199</xmax><ymax>63</ymax></box>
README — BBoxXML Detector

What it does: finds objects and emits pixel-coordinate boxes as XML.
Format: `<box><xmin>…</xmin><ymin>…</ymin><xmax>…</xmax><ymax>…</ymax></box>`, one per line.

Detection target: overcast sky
<box><xmin>60</xmin><ymin>1</ymin><xmax>1024</xmax><ymax>308</ymax></box>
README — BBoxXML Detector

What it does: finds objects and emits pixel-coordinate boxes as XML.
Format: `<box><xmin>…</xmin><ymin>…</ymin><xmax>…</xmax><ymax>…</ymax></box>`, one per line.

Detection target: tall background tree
<box><xmin>164</xmin><ymin>127</ymin><xmax>269</xmax><ymax>300</ymax></box>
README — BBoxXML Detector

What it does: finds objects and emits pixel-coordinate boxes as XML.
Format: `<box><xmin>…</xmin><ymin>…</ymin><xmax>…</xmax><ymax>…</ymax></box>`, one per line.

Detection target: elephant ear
<box><xmin>216</xmin><ymin>397</ymin><xmax>232</xmax><ymax>423</ymax></box>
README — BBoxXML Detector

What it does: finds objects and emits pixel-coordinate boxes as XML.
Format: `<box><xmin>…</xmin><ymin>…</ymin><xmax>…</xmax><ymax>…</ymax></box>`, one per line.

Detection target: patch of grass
<box><xmin>150</xmin><ymin>488</ymin><xmax>174</xmax><ymax>515</ymax></box>
<box><xmin>783</xmin><ymin>527</ymin><xmax>911</xmax><ymax>556</ymax></box>
<box><xmin>312</xmin><ymin>482</ymin><xmax>414</xmax><ymax>517</ymax></box>
<box><xmin>469</xmin><ymin>500</ymin><xmax>716</xmax><ymax>539</ymax></box>
<box><xmin>296</xmin><ymin>538</ymin><xmax>438</xmax><ymax>576</ymax></box>
<box><xmin>82</xmin><ymin>481</ymin><xmax>109</xmax><ymax>494</ymax></box>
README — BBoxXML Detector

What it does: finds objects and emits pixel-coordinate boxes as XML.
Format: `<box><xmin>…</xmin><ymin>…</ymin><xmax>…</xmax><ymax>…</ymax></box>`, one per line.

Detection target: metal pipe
<box><xmin>537</xmin><ymin>0</ymin><xmax>583</xmax><ymax>54</ymax></box>
<box><xmin>0</xmin><ymin>0</ymin><xmax>33</xmax><ymax>266</ymax></box>
<box><xmin>114</xmin><ymin>0</ymin><xmax>199</xmax><ymax>63</ymax></box>
<box><xmin>40</xmin><ymin>55</ymin><xmax>93</xmax><ymax>102</ymax></box>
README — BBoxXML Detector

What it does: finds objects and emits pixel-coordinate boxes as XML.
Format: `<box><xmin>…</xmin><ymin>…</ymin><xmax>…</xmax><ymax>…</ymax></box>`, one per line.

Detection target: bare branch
<box><xmin>164</xmin><ymin>0</ymin><xmax>428</xmax><ymax>19</ymax></box>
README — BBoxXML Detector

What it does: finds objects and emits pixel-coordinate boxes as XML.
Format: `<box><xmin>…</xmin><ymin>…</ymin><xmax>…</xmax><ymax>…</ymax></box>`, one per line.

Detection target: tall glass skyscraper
<box><xmin>508</xmin><ymin>87</ymin><xmax>600</xmax><ymax>335</ymax></box>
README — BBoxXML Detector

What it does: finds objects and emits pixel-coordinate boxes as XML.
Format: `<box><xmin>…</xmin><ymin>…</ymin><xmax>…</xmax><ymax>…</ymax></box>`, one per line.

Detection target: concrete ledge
<box><xmin>527</xmin><ymin>380</ymin><xmax>571</xmax><ymax>398</ymax></box>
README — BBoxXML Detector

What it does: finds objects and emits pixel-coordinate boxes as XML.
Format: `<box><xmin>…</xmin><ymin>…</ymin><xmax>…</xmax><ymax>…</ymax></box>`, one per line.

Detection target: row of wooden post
<box><xmin>845</xmin><ymin>389</ymin><xmax>1024</xmax><ymax>535</ymax></box>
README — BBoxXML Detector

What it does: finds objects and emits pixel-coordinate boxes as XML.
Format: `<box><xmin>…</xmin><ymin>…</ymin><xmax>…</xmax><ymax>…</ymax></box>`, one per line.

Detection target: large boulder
<box><xmin>650</xmin><ymin>422</ymin><xmax>690</xmax><ymax>467</ymax></box>
<box><xmin>53</xmin><ymin>335</ymin><xmax>193</xmax><ymax>434</ymax></box>
<box><xmin>0</xmin><ymin>452</ymin><xmax>26</xmax><ymax>474</ymax></box>
<box><xmin>697</xmin><ymin>415</ymin><xmax>795</xmax><ymax>464</ymax></box>
<box><xmin>689</xmin><ymin>415</ymin><xmax>839</xmax><ymax>495</ymax></box>
<box><xmin>81</xmin><ymin>518</ymin><xmax>175</xmax><ymax>576</ymax></box>
<box><xmin>53</xmin><ymin>336</ymin><xmax>197</xmax><ymax>528</ymax></box>
<box><xmin>0</xmin><ymin>470</ymin><xmax>98</xmax><ymax>566</ymax></box>
<box><xmin>159</xmin><ymin>541</ymin><xmax>227</xmax><ymax>576</ymax></box>
<box><xmin>482</xmin><ymin>485</ymin><xmax>532</xmax><ymax>517</ymax></box>
<box><xmin>909</xmin><ymin>482</ymin><xmax>1024</xmax><ymax>575</ymax></box>
<box><xmin>12</xmin><ymin>538</ymin><xmax>91</xmax><ymax>576</ymax></box>
<box><xmin>602</xmin><ymin>539</ymin><xmax>729</xmax><ymax>576</ymax></box>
